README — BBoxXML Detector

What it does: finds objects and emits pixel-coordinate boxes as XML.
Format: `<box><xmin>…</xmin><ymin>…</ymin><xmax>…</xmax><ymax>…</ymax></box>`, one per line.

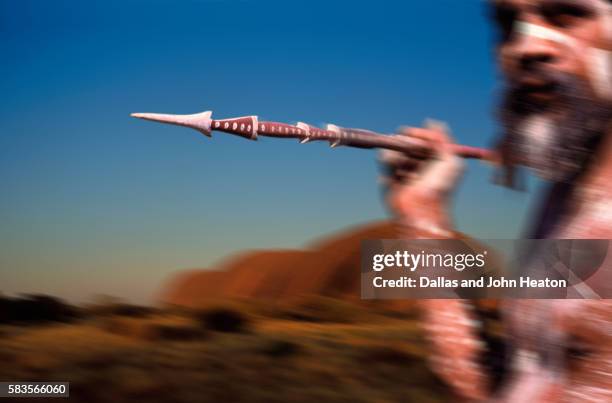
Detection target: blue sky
<box><xmin>0</xmin><ymin>0</ymin><xmax>539</xmax><ymax>303</ymax></box>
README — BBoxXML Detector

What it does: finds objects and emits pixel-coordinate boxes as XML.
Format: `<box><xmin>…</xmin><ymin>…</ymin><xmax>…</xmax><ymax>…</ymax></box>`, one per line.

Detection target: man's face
<box><xmin>492</xmin><ymin>0</ymin><xmax>612</xmax><ymax>181</ymax></box>
<box><xmin>494</xmin><ymin>0</ymin><xmax>611</xmax><ymax>105</ymax></box>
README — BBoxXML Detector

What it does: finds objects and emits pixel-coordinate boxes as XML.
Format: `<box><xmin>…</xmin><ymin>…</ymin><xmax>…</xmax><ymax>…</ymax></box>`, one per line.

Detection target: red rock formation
<box><xmin>159</xmin><ymin>221</ymin><xmax>400</xmax><ymax>307</ymax></box>
<box><xmin>159</xmin><ymin>269</ymin><xmax>230</xmax><ymax>308</ymax></box>
<box><xmin>158</xmin><ymin>220</ymin><xmax>495</xmax><ymax>310</ymax></box>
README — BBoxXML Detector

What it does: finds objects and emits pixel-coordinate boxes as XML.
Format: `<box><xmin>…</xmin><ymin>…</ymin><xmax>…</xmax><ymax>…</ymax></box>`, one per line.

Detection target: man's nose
<box><xmin>507</xmin><ymin>27</ymin><xmax>561</xmax><ymax>71</ymax></box>
<box><xmin>520</xmin><ymin>50</ymin><xmax>556</xmax><ymax>72</ymax></box>
<box><xmin>515</xmin><ymin>38</ymin><xmax>559</xmax><ymax>71</ymax></box>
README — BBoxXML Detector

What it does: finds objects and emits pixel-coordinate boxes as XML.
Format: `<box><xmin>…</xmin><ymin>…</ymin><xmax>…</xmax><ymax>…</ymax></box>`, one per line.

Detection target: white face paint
<box><xmin>595</xmin><ymin>0</ymin><xmax>612</xmax><ymax>38</ymax></box>
<box><xmin>515</xmin><ymin>21</ymin><xmax>575</xmax><ymax>47</ymax></box>
<box><xmin>593</xmin><ymin>2</ymin><xmax>612</xmax><ymax>100</ymax></box>
<box><xmin>589</xmin><ymin>47</ymin><xmax>612</xmax><ymax>100</ymax></box>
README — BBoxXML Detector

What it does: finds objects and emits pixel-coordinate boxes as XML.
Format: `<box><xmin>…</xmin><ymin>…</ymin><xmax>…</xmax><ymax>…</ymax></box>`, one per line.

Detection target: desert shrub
<box><xmin>260</xmin><ymin>339</ymin><xmax>300</xmax><ymax>358</ymax></box>
<box><xmin>358</xmin><ymin>343</ymin><xmax>417</xmax><ymax>366</ymax></box>
<box><xmin>195</xmin><ymin>307</ymin><xmax>250</xmax><ymax>333</ymax></box>
<box><xmin>0</xmin><ymin>297</ymin><xmax>9</xmax><ymax>323</ymax></box>
<box><xmin>146</xmin><ymin>323</ymin><xmax>205</xmax><ymax>341</ymax></box>
<box><xmin>0</xmin><ymin>295</ymin><xmax>80</xmax><ymax>325</ymax></box>
<box><xmin>101</xmin><ymin>316</ymin><xmax>205</xmax><ymax>342</ymax></box>
<box><xmin>86</xmin><ymin>303</ymin><xmax>156</xmax><ymax>318</ymax></box>
<box><xmin>280</xmin><ymin>296</ymin><xmax>363</xmax><ymax>323</ymax></box>
<box><xmin>101</xmin><ymin>316</ymin><xmax>144</xmax><ymax>337</ymax></box>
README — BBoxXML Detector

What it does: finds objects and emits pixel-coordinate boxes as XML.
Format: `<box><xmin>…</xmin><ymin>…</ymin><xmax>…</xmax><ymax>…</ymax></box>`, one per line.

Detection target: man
<box><xmin>380</xmin><ymin>0</ymin><xmax>612</xmax><ymax>401</ymax></box>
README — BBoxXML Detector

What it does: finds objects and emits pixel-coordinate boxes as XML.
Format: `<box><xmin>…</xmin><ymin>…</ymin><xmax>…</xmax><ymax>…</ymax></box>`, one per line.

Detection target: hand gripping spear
<box><xmin>130</xmin><ymin>110</ymin><xmax>494</xmax><ymax>160</ymax></box>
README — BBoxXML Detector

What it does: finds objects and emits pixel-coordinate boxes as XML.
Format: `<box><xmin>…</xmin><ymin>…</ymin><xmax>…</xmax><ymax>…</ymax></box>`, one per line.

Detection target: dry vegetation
<box><xmin>0</xmin><ymin>296</ymin><xmax>456</xmax><ymax>403</ymax></box>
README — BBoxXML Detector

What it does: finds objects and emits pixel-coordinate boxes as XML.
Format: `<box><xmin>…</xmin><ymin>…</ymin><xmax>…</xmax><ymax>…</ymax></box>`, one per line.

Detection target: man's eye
<box><xmin>542</xmin><ymin>4</ymin><xmax>592</xmax><ymax>28</ymax></box>
<box><xmin>493</xmin><ymin>6</ymin><xmax>518</xmax><ymax>42</ymax></box>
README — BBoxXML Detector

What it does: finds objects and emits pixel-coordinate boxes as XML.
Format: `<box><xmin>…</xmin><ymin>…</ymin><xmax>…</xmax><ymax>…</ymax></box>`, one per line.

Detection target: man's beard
<box><xmin>499</xmin><ymin>70</ymin><xmax>611</xmax><ymax>183</ymax></box>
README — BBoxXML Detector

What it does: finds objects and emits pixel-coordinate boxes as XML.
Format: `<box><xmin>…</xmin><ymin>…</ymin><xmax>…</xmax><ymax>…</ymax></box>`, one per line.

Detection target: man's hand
<box><xmin>379</xmin><ymin>120</ymin><xmax>465</xmax><ymax>236</ymax></box>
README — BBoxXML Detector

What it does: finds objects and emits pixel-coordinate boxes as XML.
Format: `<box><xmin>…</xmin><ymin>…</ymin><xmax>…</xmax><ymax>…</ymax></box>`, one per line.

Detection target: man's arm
<box><xmin>379</xmin><ymin>121</ymin><xmax>488</xmax><ymax>401</ymax></box>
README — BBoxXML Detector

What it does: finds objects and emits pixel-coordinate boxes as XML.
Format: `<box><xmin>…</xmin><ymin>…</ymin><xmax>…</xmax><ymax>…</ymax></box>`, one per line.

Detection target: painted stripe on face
<box><xmin>589</xmin><ymin>47</ymin><xmax>612</xmax><ymax>99</ymax></box>
<box><xmin>514</xmin><ymin>21</ymin><xmax>575</xmax><ymax>47</ymax></box>
<box><xmin>592</xmin><ymin>1</ymin><xmax>612</xmax><ymax>99</ymax></box>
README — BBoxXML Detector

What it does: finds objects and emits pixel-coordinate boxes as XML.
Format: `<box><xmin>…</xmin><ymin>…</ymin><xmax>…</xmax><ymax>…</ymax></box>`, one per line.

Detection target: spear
<box><xmin>130</xmin><ymin>110</ymin><xmax>494</xmax><ymax>160</ymax></box>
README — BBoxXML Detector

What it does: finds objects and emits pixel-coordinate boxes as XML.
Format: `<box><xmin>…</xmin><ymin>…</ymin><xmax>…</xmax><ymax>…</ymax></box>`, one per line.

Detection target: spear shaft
<box><xmin>130</xmin><ymin>110</ymin><xmax>494</xmax><ymax>160</ymax></box>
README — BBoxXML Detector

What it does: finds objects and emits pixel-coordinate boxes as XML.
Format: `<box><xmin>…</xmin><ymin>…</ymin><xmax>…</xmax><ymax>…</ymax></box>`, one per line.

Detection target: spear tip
<box><xmin>130</xmin><ymin>110</ymin><xmax>213</xmax><ymax>137</ymax></box>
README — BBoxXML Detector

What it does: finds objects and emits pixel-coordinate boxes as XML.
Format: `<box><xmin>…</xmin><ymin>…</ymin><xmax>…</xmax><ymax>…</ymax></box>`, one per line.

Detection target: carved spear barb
<box><xmin>130</xmin><ymin>110</ymin><xmax>494</xmax><ymax>160</ymax></box>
